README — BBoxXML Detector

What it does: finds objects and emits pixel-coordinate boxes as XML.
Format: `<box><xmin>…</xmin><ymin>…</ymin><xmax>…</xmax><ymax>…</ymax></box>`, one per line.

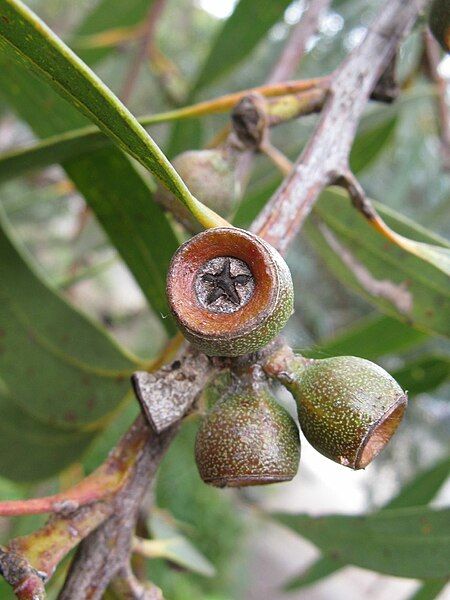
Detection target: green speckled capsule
<box><xmin>195</xmin><ymin>374</ymin><xmax>300</xmax><ymax>487</ymax></box>
<box><xmin>155</xmin><ymin>148</ymin><xmax>242</xmax><ymax>232</ymax></box>
<box><xmin>280</xmin><ymin>355</ymin><xmax>407</xmax><ymax>470</ymax></box>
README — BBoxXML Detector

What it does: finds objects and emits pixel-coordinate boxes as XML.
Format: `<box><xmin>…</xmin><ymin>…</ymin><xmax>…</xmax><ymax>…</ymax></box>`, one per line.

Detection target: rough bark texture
<box><xmin>58</xmin><ymin>418</ymin><xmax>177</xmax><ymax>600</ymax></box>
<box><xmin>58</xmin><ymin>349</ymin><xmax>210</xmax><ymax>599</ymax></box>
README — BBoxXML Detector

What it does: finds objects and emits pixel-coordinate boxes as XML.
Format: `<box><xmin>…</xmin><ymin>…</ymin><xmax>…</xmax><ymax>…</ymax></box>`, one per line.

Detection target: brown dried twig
<box><xmin>57</xmin><ymin>351</ymin><xmax>212</xmax><ymax>600</ymax></box>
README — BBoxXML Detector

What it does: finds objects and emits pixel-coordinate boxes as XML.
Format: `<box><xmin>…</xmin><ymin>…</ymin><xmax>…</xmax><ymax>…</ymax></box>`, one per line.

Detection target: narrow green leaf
<box><xmin>0</xmin><ymin>206</ymin><xmax>137</xmax><ymax>430</ymax></box>
<box><xmin>305</xmin><ymin>191</ymin><xmax>450</xmax><ymax>337</ymax></box>
<box><xmin>387</xmin><ymin>458</ymin><xmax>450</xmax><ymax>510</ymax></box>
<box><xmin>72</xmin><ymin>0</ymin><xmax>152</xmax><ymax>65</ymax></box>
<box><xmin>392</xmin><ymin>355</ymin><xmax>450</xmax><ymax>396</ymax></box>
<box><xmin>276</xmin><ymin>506</ymin><xmax>450</xmax><ymax>579</ymax></box>
<box><xmin>191</xmin><ymin>0</ymin><xmax>292</xmax><ymax>94</ymax></box>
<box><xmin>0</xmin><ymin>389</ymin><xmax>95</xmax><ymax>482</ymax></box>
<box><xmin>282</xmin><ymin>459</ymin><xmax>450</xmax><ymax>591</ymax></box>
<box><xmin>306</xmin><ymin>313</ymin><xmax>428</xmax><ymax>361</ymax></box>
<box><xmin>64</xmin><ymin>150</ymin><xmax>179</xmax><ymax>334</ymax></box>
<box><xmin>0</xmin><ymin>0</ymin><xmax>223</xmax><ymax>228</ymax></box>
<box><xmin>407</xmin><ymin>580</ymin><xmax>449</xmax><ymax>600</ymax></box>
<box><xmin>0</xmin><ymin>45</ymin><xmax>178</xmax><ymax>334</ymax></box>
<box><xmin>350</xmin><ymin>116</ymin><xmax>397</xmax><ymax>174</ymax></box>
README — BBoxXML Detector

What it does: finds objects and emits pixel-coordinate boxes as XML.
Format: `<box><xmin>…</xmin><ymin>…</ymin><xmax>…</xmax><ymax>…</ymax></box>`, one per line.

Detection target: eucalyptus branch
<box><xmin>252</xmin><ymin>0</ymin><xmax>430</xmax><ymax>254</ymax></box>
<box><xmin>266</xmin><ymin>0</ymin><xmax>332</xmax><ymax>84</ymax></box>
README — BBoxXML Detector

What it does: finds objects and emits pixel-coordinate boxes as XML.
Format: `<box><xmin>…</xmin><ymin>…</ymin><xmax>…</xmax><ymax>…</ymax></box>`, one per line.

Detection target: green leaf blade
<box><xmin>282</xmin><ymin>459</ymin><xmax>450</xmax><ymax>591</ymax></box>
<box><xmin>306</xmin><ymin>314</ymin><xmax>428</xmax><ymax>361</ymax></box>
<box><xmin>0</xmin><ymin>42</ymin><xmax>178</xmax><ymax>334</ymax></box>
<box><xmin>283</xmin><ymin>556</ymin><xmax>341</xmax><ymax>591</ymax></box>
<box><xmin>276</xmin><ymin>507</ymin><xmax>450</xmax><ymax>580</ymax></box>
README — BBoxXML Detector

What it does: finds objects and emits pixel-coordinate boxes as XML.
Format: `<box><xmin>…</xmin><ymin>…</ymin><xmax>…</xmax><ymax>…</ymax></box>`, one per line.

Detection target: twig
<box><xmin>120</xmin><ymin>0</ymin><xmax>166</xmax><ymax>104</ymax></box>
<box><xmin>260</xmin><ymin>142</ymin><xmax>293</xmax><ymax>176</ymax></box>
<box><xmin>424</xmin><ymin>28</ymin><xmax>450</xmax><ymax>170</ymax></box>
<box><xmin>57</xmin><ymin>350</ymin><xmax>211</xmax><ymax>600</ymax></box>
<box><xmin>0</xmin><ymin>414</ymin><xmax>148</xmax><ymax>517</ymax></box>
<box><xmin>0</xmin><ymin>501</ymin><xmax>112</xmax><ymax>598</ymax></box>
<box><xmin>57</xmin><ymin>419</ymin><xmax>175</xmax><ymax>600</ymax></box>
<box><xmin>132</xmin><ymin>347</ymin><xmax>213</xmax><ymax>433</ymax></box>
<box><xmin>267</xmin><ymin>0</ymin><xmax>332</xmax><ymax>84</ymax></box>
<box><xmin>252</xmin><ymin>0</ymin><xmax>430</xmax><ymax>255</ymax></box>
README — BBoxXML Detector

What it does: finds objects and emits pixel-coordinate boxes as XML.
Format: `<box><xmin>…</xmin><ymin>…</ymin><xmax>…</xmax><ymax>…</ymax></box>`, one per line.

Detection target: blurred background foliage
<box><xmin>0</xmin><ymin>0</ymin><xmax>449</xmax><ymax>598</ymax></box>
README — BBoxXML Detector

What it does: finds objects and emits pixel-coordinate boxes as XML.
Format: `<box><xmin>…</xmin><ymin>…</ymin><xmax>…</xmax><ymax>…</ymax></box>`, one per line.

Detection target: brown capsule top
<box><xmin>195</xmin><ymin>372</ymin><xmax>300</xmax><ymax>487</ymax></box>
<box><xmin>166</xmin><ymin>227</ymin><xmax>294</xmax><ymax>356</ymax></box>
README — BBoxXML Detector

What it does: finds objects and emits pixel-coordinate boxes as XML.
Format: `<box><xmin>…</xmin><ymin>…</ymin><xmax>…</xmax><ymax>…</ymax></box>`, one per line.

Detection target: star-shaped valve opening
<box><xmin>195</xmin><ymin>257</ymin><xmax>255</xmax><ymax>314</ymax></box>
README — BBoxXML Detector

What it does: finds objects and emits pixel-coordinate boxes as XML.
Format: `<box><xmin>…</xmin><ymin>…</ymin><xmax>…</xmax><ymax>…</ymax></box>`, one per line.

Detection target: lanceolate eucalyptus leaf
<box><xmin>276</xmin><ymin>506</ymin><xmax>450</xmax><ymax>580</ymax></box>
<box><xmin>305</xmin><ymin>191</ymin><xmax>450</xmax><ymax>337</ymax></box>
<box><xmin>283</xmin><ymin>457</ymin><xmax>450</xmax><ymax>591</ymax></box>
<box><xmin>0</xmin><ymin>42</ymin><xmax>179</xmax><ymax>335</ymax></box>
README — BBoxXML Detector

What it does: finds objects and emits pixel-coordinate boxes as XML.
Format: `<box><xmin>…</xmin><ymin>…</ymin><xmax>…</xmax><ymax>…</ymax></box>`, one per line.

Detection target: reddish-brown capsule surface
<box><xmin>166</xmin><ymin>227</ymin><xmax>294</xmax><ymax>356</ymax></box>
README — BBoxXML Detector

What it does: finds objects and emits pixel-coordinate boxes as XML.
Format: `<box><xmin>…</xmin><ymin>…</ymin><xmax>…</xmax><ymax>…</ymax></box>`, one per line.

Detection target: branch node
<box><xmin>132</xmin><ymin>349</ymin><xmax>213</xmax><ymax>433</ymax></box>
<box><xmin>333</xmin><ymin>171</ymin><xmax>377</xmax><ymax>221</ymax></box>
<box><xmin>371</xmin><ymin>53</ymin><xmax>400</xmax><ymax>103</ymax></box>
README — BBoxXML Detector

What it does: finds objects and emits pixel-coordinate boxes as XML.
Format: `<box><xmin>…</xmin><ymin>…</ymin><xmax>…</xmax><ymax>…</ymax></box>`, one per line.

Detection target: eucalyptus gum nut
<box><xmin>195</xmin><ymin>376</ymin><xmax>300</xmax><ymax>487</ymax></box>
<box><xmin>282</xmin><ymin>355</ymin><xmax>407</xmax><ymax>469</ymax></box>
<box><xmin>166</xmin><ymin>228</ymin><xmax>294</xmax><ymax>357</ymax></box>
<box><xmin>429</xmin><ymin>0</ymin><xmax>450</xmax><ymax>53</ymax></box>
<box><xmin>155</xmin><ymin>148</ymin><xmax>241</xmax><ymax>232</ymax></box>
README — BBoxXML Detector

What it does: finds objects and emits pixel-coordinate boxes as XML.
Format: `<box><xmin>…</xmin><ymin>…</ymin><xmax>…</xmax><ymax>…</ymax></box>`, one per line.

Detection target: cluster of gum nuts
<box><xmin>166</xmin><ymin>226</ymin><xmax>407</xmax><ymax>488</ymax></box>
<box><xmin>158</xmin><ymin>0</ymin><xmax>447</xmax><ymax>481</ymax></box>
